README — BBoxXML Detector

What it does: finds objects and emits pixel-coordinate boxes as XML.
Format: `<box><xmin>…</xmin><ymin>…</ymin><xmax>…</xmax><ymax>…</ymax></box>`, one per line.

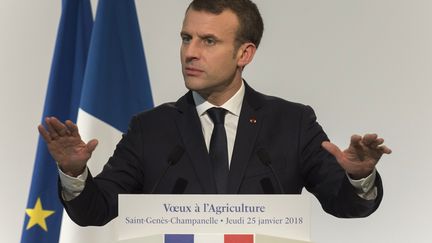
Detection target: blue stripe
<box><xmin>80</xmin><ymin>0</ymin><xmax>153</xmax><ymax>133</ymax></box>
<box><xmin>165</xmin><ymin>234</ymin><xmax>194</xmax><ymax>243</ymax></box>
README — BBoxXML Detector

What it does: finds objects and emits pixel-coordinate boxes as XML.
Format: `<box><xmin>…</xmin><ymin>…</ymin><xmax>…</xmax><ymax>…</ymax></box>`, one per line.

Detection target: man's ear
<box><xmin>236</xmin><ymin>43</ymin><xmax>257</xmax><ymax>68</ymax></box>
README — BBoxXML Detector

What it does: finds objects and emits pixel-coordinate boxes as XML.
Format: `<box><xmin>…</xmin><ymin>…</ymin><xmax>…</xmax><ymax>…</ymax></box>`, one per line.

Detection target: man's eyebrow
<box><xmin>180</xmin><ymin>32</ymin><xmax>221</xmax><ymax>42</ymax></box>
<box><xmin>198</xmin><ymin>33</ymin><xmax>220</xmax><ymax>41</ymax></box>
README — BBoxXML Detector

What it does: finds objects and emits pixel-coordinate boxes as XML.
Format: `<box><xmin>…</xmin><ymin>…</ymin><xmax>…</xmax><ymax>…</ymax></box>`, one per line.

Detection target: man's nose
<box><xmin>183</xmin><ymin>41</ymin><xmax>201</xmax><ymax>63</ymax></box>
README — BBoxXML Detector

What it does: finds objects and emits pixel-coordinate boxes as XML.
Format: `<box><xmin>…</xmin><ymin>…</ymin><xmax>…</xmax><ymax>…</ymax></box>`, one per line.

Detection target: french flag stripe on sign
<box><xmin>164</xmin><ymin>234</ymin><xmax>254</xmax><ymax>243</ymax></box>
<box><xmin>164</xmin><ymin>234</ymin><xmax>193</xmax><ymax>243</ymax></box>
<box><xmin>225</xmin><ymin>234</ymin><xmax>254</xmax><ymax>243</ymax></box>
<box><xmin>195</xmin><ymin>234</ymin><xmax>223</xmax><ymax>243</ymax></box>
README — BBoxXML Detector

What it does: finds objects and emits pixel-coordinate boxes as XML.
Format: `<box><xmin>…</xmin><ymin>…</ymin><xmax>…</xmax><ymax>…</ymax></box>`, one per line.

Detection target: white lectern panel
<box><xmin>117</xmin><ymin>195</ymin><xmax>311</xmax><ymax>242</ymax></box>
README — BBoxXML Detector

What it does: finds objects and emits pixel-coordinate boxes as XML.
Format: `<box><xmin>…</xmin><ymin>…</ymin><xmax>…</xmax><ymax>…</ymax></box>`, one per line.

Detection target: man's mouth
<box><xmin>184</xmin><ymin>67</ymin><xmax>204</xmax><ymax>76</ymax></box>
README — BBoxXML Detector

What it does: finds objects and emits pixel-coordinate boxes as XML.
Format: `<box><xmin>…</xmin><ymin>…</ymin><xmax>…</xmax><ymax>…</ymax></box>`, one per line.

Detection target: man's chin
<box><xmin>184</xmin><ymin>78</ymin><xmax>206</xmax><ymax>91</ymax></box>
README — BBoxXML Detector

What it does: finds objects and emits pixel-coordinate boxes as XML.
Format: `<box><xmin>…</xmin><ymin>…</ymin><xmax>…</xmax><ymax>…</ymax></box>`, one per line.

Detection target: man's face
<box><xmin>180</xmin><ymin>9</ymin><xmax>243</xmax><ymax>101</ymax></box>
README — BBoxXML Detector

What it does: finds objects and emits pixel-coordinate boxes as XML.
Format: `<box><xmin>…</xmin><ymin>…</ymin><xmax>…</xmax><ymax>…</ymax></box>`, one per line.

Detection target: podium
<box><xmin>116</xmin><ymin>195</ymin><xmax>312</xmax><ymax>243</ymax></box>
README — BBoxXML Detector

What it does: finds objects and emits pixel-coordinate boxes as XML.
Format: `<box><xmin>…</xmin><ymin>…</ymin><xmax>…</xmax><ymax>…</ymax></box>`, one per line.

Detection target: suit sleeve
<box><xmin>60</xmin><ymin>115</ymin><xmax>146</xmax><ymax>226</ymax></box>
<box><xmin>299</xmin><ymin>106</ymin><xmax>383</xmax><ymax>218</ymax></box>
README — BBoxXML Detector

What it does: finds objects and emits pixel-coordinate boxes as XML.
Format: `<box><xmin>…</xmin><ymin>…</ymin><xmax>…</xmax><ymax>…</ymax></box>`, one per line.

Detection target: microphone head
<box><xmin>257</xmin><ymin>148</ymin><xmax>285</xmax><ymax>194</ymax></box>
<box><xmin>257</xmin><ymin>148</ymin><xmax>271</xmax><ymax>166</ymax></box>
<box><xmin>150</xmin><ymin>145</ymin><xmax>185</xmax><ymax>194</ymax></box>
<box><xmin>167</xmin><ymin>145</ymin><xmax>185</xmax><ymax>166</ymax></box>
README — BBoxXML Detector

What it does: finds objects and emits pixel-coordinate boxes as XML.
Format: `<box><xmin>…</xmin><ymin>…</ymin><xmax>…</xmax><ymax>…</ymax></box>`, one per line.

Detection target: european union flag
<box><xmin>21</xmin><ymin>0</ymin><xmax>93</xmax><ymax>242</ymax></box>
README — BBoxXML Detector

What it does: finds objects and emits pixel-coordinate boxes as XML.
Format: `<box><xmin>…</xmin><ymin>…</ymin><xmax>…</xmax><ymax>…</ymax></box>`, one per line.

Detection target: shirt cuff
<box><xmin>58</xmin><ymin>167</ymin><xmax>88</xmax><ymax>201</ymax></box>
<box><xmin>347</xmin><ymin>169</ymin><xmax>378</xmax><ymax>200</ymax></box>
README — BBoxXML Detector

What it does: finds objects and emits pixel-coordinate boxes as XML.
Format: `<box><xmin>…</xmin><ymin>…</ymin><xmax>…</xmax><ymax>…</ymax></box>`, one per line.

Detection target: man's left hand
<box><xmin>322</xmin><ymin>134</ymin><xmax>392</xmax><ymax>179</ymax></box>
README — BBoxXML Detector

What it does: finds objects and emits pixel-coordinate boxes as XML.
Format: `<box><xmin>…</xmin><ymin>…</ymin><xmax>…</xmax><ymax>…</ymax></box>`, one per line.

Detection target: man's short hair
<box><xmin>187</xmin><ymin>0</ymin><xmax>264</xmax><ymax>48</ymax></box>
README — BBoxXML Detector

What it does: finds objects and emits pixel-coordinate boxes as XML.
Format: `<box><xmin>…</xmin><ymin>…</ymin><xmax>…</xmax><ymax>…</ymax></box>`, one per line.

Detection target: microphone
<box><xmin>260</xmin><ymin>177</ymin><xmax>275</xmax><ymax>194</ymax></box>
<box><xmin>150</xmin><ymin>145</ymin><xmax>185</xmax><ymax>194</ymax></box>
<box><xmin>257</xmin><ymin>148</ymin><xmax>285</xmax><ymax>194</ymax></box>
<box><xmin>171</xmin><ymin>178</ymin><xmax>188</xmax><ymax>194</ymax></box>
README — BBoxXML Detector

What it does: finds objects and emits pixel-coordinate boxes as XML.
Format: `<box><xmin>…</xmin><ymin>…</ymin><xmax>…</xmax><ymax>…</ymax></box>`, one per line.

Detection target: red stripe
<box><xmin>224</xmin><ymin>234</ymin><xmax>254</xmax><ymax>243</ymax></box>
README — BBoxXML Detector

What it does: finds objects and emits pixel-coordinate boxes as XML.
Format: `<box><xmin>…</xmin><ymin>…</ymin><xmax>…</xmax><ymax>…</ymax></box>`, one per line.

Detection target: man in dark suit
<box><xmin>38</xmin><ymin>0</ymin><xmax>391</xmax><ymax>226</ymax></box>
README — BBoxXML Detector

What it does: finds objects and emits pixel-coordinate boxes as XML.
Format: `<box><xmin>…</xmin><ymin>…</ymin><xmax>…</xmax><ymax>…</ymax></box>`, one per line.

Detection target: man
<box><xmin>38</xmin><ymin>0</ymin><xmax>391</xmax><ymax>226</ymax></box>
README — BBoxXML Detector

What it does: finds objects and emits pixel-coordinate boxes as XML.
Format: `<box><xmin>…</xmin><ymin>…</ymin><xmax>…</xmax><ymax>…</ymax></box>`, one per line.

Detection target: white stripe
<box><xmin>59</xmin><ymin>108</ymin><xmax>123</xmax><ymax>243</ymax></box>
<box><xmin>194</xmin><ymin>234</ymin><xmax>224</xmax><ymax>243</ymax></box>
<box><xmin>76</xmin><ymin>108</ymin><xmax>123</xmax><ymax>174</ymax></box>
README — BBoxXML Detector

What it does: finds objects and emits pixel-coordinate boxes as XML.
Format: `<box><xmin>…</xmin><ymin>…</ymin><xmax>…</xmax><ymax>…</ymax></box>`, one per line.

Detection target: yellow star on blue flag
<box><xmin>25</xmin><ymin>197</ymin><xmax>55</xmax><ymax>232</ymax></box>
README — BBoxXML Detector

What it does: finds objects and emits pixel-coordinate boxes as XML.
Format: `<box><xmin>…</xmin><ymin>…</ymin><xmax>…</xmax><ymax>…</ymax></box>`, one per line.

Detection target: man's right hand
<box><xmin>38</xmin><ymin>117</ymin><xmax>98</xmax><ymax>177</ymax></box>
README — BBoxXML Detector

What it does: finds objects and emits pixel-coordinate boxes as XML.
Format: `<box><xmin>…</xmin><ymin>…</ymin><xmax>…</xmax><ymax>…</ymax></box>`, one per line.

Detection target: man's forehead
<box><xmin>181</xmin><ymin>8</ymin><xmax>239</xmax><ymax>34</ymax></box>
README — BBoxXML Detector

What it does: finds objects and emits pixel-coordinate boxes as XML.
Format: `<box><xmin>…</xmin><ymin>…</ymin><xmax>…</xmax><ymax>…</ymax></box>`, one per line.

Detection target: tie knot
<box><xmin>207</xmin><ymin>107</ymin><xmax>227</xmax><ymax>125</ymax></box>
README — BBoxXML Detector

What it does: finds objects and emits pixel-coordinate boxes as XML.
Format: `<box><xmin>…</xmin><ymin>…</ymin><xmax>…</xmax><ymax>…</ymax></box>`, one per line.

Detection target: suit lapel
<box><xmin>227</xmin><ymin>84</ymin><xmax>265</xmax><ymax>193</ymax></box>
<box><xmin>175</xmin><ymin>92</ymin><xmax>217</xmax><ymax>193</ymax></box>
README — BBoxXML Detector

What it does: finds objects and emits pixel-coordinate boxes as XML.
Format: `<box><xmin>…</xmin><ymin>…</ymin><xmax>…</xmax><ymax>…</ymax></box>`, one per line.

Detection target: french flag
<box><xmin>165</xmin><ymin>234</ymin><xmax>254</xmax><ymax>243</ymax></box>
<box><xmin>59</xmin><ymin>0</ymin><xmax>153</xmax><ymax>243</ymax></box>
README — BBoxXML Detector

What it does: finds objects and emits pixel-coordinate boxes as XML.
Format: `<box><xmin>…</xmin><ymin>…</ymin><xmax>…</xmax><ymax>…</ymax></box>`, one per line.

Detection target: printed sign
<box><xmin>117</xmin><ymin>195</ymin><xmax>310</xmax><ymax>242</ymax></box>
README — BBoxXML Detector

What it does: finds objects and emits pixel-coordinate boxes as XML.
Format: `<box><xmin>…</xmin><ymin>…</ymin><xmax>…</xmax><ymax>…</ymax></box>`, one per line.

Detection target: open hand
<box><xmin>38</xmin><ymin>117</ymin><xmax>98</xmax><ymax>177</ymax></box>
<box><xmin>322</xmin><ymin>134</ymin><xmax>392</xmax><ymax>179</ymax></box>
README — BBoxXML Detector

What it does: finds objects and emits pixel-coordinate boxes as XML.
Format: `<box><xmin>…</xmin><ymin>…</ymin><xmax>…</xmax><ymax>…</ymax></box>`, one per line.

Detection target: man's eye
<box><xmin>204</xmin><ymin>38</ymin><xmax>216</xmax><ymax>46</ymax></box>
<box><xmin>181</xmin><ymin>36</ymin><xmax>191</xmax><ymax>44</ymax></box>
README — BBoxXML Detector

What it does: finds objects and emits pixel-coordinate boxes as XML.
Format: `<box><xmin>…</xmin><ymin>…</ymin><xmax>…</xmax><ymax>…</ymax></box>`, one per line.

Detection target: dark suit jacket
<box><xmin>62</xmin><ymin>83</ymin><xmax>383</xmax><ymax>226</ymax></box>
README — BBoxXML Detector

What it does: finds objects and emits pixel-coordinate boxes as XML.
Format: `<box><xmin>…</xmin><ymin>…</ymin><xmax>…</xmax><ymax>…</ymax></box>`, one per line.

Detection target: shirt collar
<box><xmin>193</xmin><ymin>81</ymin><xmax>245</xmax><ymax>117</ymax></box>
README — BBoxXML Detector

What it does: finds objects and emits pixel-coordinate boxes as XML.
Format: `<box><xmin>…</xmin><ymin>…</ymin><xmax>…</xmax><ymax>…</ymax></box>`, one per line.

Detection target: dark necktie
<box><xmin>207</xmin><ymin>107</ymin><xmax>229</xmax><ymax>194</ymax></box>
